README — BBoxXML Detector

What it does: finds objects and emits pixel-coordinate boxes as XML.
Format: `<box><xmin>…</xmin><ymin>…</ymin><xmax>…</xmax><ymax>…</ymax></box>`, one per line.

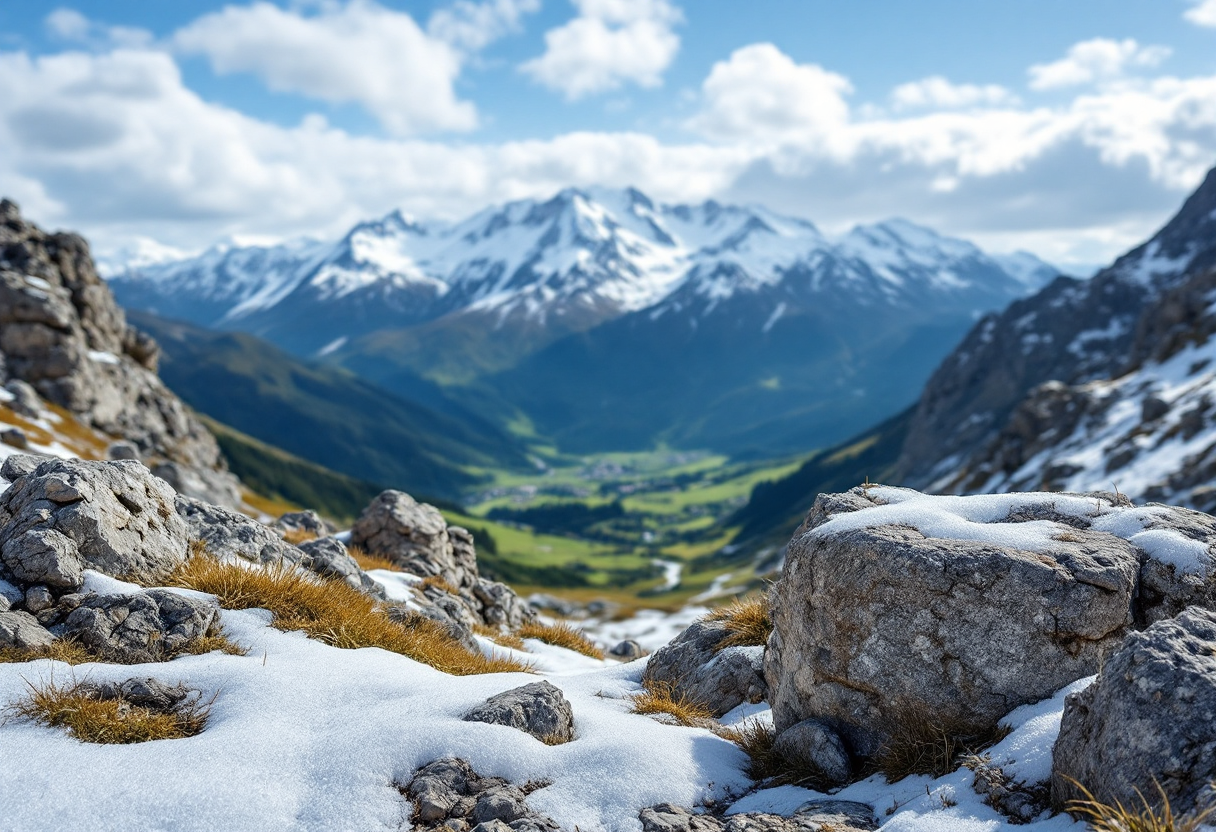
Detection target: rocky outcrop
<box><xmin>643</xmin><ymin>619</ymin><xmax>767</xmax><ymax>718</ymax></box>
<box><xmin>766</xmin><ymin>486</ymin><xmax>1216</xmax><ymax>759</ymax></box>
<box><xmin>0</xmin><ymin>457</ymin><xmax>189</xmax><ymax>592</ymax></box>
<box><xmin>62</xmin><ymin>589</ymin><xmax>220</xmax><ymax>663</ymax></box>
<box><xmin>0</xmin><ymin>609</ymin><xmax>55</xmax><ymax>650</ymax></box>
<box><xmin>0</xmin><ymin>199</ymin><xmax>239</xmax><ymax>507</ymax></box>
<box><xmin>177</xmin><ymin>496</ymin><xmax>302</xmax><ymax>565</ymax></box>
<box><xmin>350</xmin><ymin>491</ymin><xmax>477</xmax><ymax>590</ymax></box>
<box><xmin>639</xmin><ymin>800</ymin><xmax>877</xmax><ymax>832</ymax></box>
<box><xmin>464</xmin><ymin>681</ymin><xmax>574</xmax><ymax>745</ymax></box>
<box><xmin>403</xmin><ymin>758</ymin><xmax>559</xmax><ymax>831</ymax></box>
<box><xmin>1051</xmin><ymin>606</ymin><xmax>1216</xmax><ymax>818</ymax></box>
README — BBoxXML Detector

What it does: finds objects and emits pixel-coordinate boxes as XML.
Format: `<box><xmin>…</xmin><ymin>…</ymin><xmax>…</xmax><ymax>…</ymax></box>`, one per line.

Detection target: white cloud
<box><xmin>429</xmin><ymin>0</ymin><xmax>541</xmax><ymax>52</ymax></box>
<box><xmin>173</xmin><ymin>1</ymin><xmax>477</xmax><ymax>136</ymax></box>
<box><xmin>1028</xmin><ymin>38</ymin><xmax>1171</xmax><ymax>90</ymax></box>
<box><xmin>890</xmin><ymin>76</ymin><xmax>1015</xmax><ymax>111</ymax></box>
<box><xmin>1185</xmin><ymin>0</ymin><xmax>1216</xmax><ymax>27</ymax></box>
<box><xmin>520</xmin><ymin>0</ymin><xmax>682</xmax><ymax>99</ymax></box>
<box><xmin>45</xmin><ymin>7</ymin><xmax>152</xmax><ymax>48</ymax></box>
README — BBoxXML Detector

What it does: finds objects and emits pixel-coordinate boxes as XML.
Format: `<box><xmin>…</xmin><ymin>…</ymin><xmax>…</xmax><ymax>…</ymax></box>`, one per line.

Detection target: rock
<box><xmin>3</xmin><ymin>380</ymin><xmax>41</xmax><ymax>418</ymax></box>
<box><xmin>275</xmin><ymin>510</ymin><xmax>329</xmax><ymax>538</ymax></box>
<box><xmin>766</xmin><ymin>488</ymin><xmax>1147</xmax><ymax>758</ymax></box>
<box><xmin>1051</xmin><ymin>606</ymin><xmax>1216</xmax><ymax>818</ymax></box>
<box><xmin>638</xmin><ymin>800</ymin><xmax>877</xmax><ymax>832</ymax></box>
<box><xmin>771</xmin><ymin>719</ymin><xmax>851</xmax><ymax>787</ymax></box>
<box><xmin>0</xmin><ymin>453</ymin><xmax>40</xmax><ymax>482</ymax></box>
<box><xmin>176</xmin><ymin>495</ymin><xmax>302</xmax><ymax>566</ymax></box>
<box><xmin>152</xmin><ymin>462</ymin><xmax>241</xmax><ymax>510</ymax></box>
<box><xmin>465</xmin><ymin>578</ymin><xmax>536</xmax><ymax>629</ymax></box>
<box><xmin>0</xmin><ymin>577</ymin><xmax>22</xmax><ymax>611</ymax></box>
<box><xmin>643</xmin><ymin>619</ymin><xmax>767</xmax><ymax>717</ymax></box>
<box><xmin>87</xmin><ymin>677</ymin><xmax>191</xmax><ymax>711</ymax></box>
<box><xmin>0</xmin><ymin>458</ymin><xmax>189</xmax><ymax>591</ymax></box>
<box><xmin>403</xmin><ymin>758</ymin><xmax>558</xmax><ymax>831</ymax></box>
<box><xmin>23</xmin><ymin>584</ymin><xmax>53</xmax><ymax>614</ymax></box>
<box><xmin>393</xmin><ymin>604</ymin><xmax>479</xmax><ymax>653</ymax></box>
<box><xmin>609</xmin><ymin>639</ymin><xmax>644</xmax><ymax>660</ymax></box>
<box><xmin>297</xmin><ymin>536</ymin><xmax>385</xmax><ymax>598</ymax></box>
<box><xmin>0</xmin><ymin>609</ymin><xmax>55</xmax><ymax>650</ymax></box>
<box><xmin>35</xmin><ymin>591</ymin><xmax>84</xmax><ymax>627</ymax></box>
<box><xmin>527</xmin><ymin>593</ymin><xmax>577</xmax><ymax>617</ymax></box>
<box><xmin>471</xmin><ymin>786</ymin><xmax>529</xmax><ymax>825</ymax></box>
<box><xmin>350</xmin><ymin>491</ymin><xmax>476</xmax><ymax>590</ymax></box>
<box><xmin>464</xmin><ymin>681</ymin><xmax>574</xmax><ymax>744</ymax></box>
<box><xmin>62</xmin><ymin>589</ymin><xmax>220</xmax><ymax>663</ymax></box>
<box><xmin>105</xmin><ymin>441</ymin><xmax>140</xmax><ymax>461</ymax></box>
<box><xmin>1</xmin><ymin>427</ymin><xmax>28</xmax><ymax>449</ymax></box>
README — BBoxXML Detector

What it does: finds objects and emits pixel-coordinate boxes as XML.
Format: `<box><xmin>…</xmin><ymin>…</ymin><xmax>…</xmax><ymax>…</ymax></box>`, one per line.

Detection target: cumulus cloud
<box><xmin>1028</xmin><ymin>38</ymin><xmax>1171</xmax><ymax>90</ymax></box>
<box><xmin>890</xmin><ymin>76</ymin><xmax>1015</xmax><ymax>111</ymax></box>
<box><xmin>172</xmin><ymin>1</ymin><xmax>477</xmax><ymax>136</ymax></box>
<box><xmin>45</xmin><ymin>7</ymin><xmax>152</xmax><ymax>48</ymax></box>
<box><xmin>429</xmin><ymin>0</ymin><xmax>541</xmax><ymax>52</ymax></box>
<box><xmin>520</xmin><ymin>0</ymin><xmax>682</xmax><ymax>99</ymax></box>
<box><xmin>1185</xmin><ymin>0</ymin><xmax>1216</xmax><ymax>26</ymax></box>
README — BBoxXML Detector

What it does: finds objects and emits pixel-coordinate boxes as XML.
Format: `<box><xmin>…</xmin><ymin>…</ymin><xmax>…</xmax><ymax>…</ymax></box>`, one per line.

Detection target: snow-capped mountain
<box><xmin>897</xmin><ymin>163</ymin><xmax>1216</xmax><ymax>505</ymax></box>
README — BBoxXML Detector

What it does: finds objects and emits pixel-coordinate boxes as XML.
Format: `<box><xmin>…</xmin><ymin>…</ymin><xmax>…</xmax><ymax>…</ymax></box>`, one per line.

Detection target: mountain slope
<box><xmin>130</xmin><ymin>311</ymin><xmax>529</xmax><ymax>500</ymax></box>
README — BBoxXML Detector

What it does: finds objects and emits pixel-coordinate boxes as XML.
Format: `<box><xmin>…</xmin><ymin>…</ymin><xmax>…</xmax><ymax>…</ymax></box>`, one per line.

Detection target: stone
<box><xmin>393</xmin><ymin>604</ymin><xmax>479</xmax><ymax>653</ymax></box>
<box><xmin>1051</xmin><ymin>606</ymin><xmax>1216</xmax><ymax>818</ymax></box>
<box><xmin>609</xmin><ymin>639</ymin><xmax>644</xmax><ymax>660</ymax></box>
<box><xmin>771</xmin><ymin>719</ymin><xmax>851</xmax><ymax>787</ymax></box>
<box><xmin>23</xmin><ymin>584</ymin><xmax>53</xmax><ymax>614</ymax></box>
<box><xmin>766</xmin><ymin>488</ymin><xmax>1145</xmax><ymax>758</ymax></box>
<box><xmin>3</xmin><ymin>380</ymin><xmax>41</xmax><ymax>418</ymax></box>
<box><xmin>1</xmin><ymin>427</ymin><xmax>28</xmax><ymax>449</ymax></box>
<box><xmin>152</xmin><ymin>462</ymin><xmax>241</xmax><ymax>510</ymax></box>
<box><xmin>643</xmin><ymin>619</ymin><xmax>767</xmax><ymax>718</ymax></box>
<box><xmin>638</xmin><ymin>800</ymin><xmax>877</xmax><ymax>832</ymax></box>
<box><xmin>0</xmin><ymin>458</ymin><xmax>189</xmax><ymax>591</ymax></box>
<box><xmin>471</xmin><ymin>787</ymin><xmax>529</xmax><ymax>825</ymax></box>
<box><xmin>0</xmin><ymin>609</ymin><xmax>55</xmax><ymax>650</ymax></box>
<box><xmin>62</xmin><ymin>589</ymin><xmax>220</xmax><ymax>663</ymax></box>
<box><xmin>105</xmin><ymin>441</ymin><xmax>140</xmax><ymax>461</ymax></box>
<box><xmin>350</xmin><ymin>491</ymin><xmax>476</xmax><ymax>590</ymax></box>
<box><xmin>176</xmin><ymin>495</ymin><xmax>302</xmax><ymax>566</ymax></box>
<box><xmin>297</xmin><ymin>536</ymin><xmax>385</xmax><ymax>598</ymax></box>
<box><xmin>527</xmin><ymin>594</ymin><xmax>577</xmax><ymax>617</ymax></box>
<box><xmin>0</xmin><ymin>453</ymin><xmax>39</xmax><ymax>482</ymax></box>
<box><xmin>403</xmin><ymin>758</ymin><xmax>558</xmax><ymax>831</ymax></box>
<box><xmin>465</xmin><ymin>578</ymin><xmax>536</xmax><ymax>629</ymax></box>
<box><xmin>464</xmin><ymin>681</ymin><xmax>575</xmax><ymax>744</ymax></box>
<box><xmin>87</xmin><ymin>677</ymin><xmax>191</xmax><ymax>711</ymax></box>
<box><xmin>0</xmin><ymin>577</ymin><xmax>22</xmax><ymax>611</ymax></box>
<box><xmin>275</xmin><ymin>510</ymin><xmax>330</xmax><ymax>538</ymax></box>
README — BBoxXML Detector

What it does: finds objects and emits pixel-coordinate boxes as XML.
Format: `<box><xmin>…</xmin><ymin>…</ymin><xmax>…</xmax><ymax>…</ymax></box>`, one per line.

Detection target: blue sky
<box><xmin>1</xmin><ymin>1</ymin><xmax>1214</xmax><ymax>269</ymax></box>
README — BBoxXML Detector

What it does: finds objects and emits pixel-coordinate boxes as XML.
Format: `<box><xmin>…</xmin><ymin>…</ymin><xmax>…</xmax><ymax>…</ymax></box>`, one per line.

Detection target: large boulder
<box><xmin>1051</xmin><ymin>606</ymin><xmax>1216</xmax><ymax>817</ymax></box>
<box><xmin>0</xmin><ymin>458</ymin><xmax>189</xmax><ymax>592</ymax></box>
<box><xmin>62</xmin><ymin>589</ymin><xmax>220</xmax><ymax>663</ymax></box>
<box><xmin>765</xmin><ymin>487</ymin><xmax>1214</xmax><ymax>758</ymax></box>
<box><xmin>643</xmin><ymin>619</ymin><xmax>767</xmax><ymax>718</ymax></box>
<box><xmin>464</xmin><ymin>681</ymin><xmax>575</xmax><ymax>744</ymax></box>
<box><xmin>350</xmin><ymin>491</ymin><xmax>476</xmax><ymax>591</ymax></box>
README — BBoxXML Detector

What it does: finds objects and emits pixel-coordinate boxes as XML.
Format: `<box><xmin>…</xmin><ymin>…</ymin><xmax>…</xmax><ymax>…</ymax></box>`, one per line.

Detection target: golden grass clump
<box><xmin>715</xmin><ymin>719</ymin><xmax>782</xmax><ymax>779</ymax></box>
<box><xmin>872</xmin><ymin>701</ymin><xmax>1010</xmax><ymax>782</ymax></box>
<box><xmin>176</xmin><ymin>633</ymin><xmax>249</xmax><ymax>657</ymax></box>
<box><xmin>170</xmin><ymin>552</ymin><xmax>531</xmax><ymax>676</ymax></box>
<box><xmin>628</xmin><ymin>678</ymin><xmax>714</xmax><ymax>727</ymax></box>
<box><xmin>473</xmin><ymin>624</ymin><xmax>526</xmax><ymax>651</ymax></box>
<box><xmin>705</xmin><ymin>595</ymin><xmax>772</xmax><ymax>651</ymax></box>
<box><xmin>518</xmin><ymin>621</ymin><xmax>604</xmax><ymax>659</ymax></box>
<box><xmin>348</xmin><ymin>546</ymin><xmax>400</xmax><ymax>573</ymax></box>
<box><xmin>1066</xmin><ymin>781</ymin><xmax>1214</xmax><ymax>832</ymax></box>
<box><xmin>9</xmin><ymin>679</ymin><xmax>211</xmax><ymax>744</ymax></box>
<box><xmin>0</xmin><ymin>640</ymin><xmax>97</xmax><ymax>666</ymax></box>
<box><xmin>418</xmin><ymin>575</ymin><xmax>460</xmax><ymax>595</ymax></box>
<box><xmin>281</xmin><ymin>528</ymin><xmax>319</xmax><ymax>546</ymax></box>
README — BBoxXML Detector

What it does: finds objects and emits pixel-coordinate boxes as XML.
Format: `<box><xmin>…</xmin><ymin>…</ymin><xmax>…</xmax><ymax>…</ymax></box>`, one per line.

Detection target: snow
<box><xmin>87</xmin><ymin>350</ymin><xmax>121</xmax><ymax>365</ymax></box>
<box><xmin>315</xmin><ymin>336</ymin><xmax>347</xmax><ymax>357</ymax></box>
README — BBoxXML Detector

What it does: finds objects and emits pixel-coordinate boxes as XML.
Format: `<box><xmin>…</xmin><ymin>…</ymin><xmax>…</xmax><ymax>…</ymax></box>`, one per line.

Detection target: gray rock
<box><xmin>275</xmin><ymin>510</ymin><xmax>329</xmax><ymax>538</ymax></box>
<box><xmin>767</xmin><ymin>488</ymin><xmax>1142</xmax><ymax>757</ymax></box>
<box><xmin>465</xmin><ymin>578</ymin><xmax>536</xmax><ymax>629</ymax></box>
<box><xmin>0</xmin><ymin>457</ymin><xmax>189</xmax><ymax>591</ymax></box>
<box><xmin>393</xmin><ymin>603</ymin><xmax>480</xmax><ymax>653</ymax></box>
<box><xmin>62</xmin><ymin>589</ymin><xmax>219</xmax><ymax>663</ymax></box>
<box><xmin>527</xmin><ymin>593</ymin><xmax>577</xmax><ymax>617</ymax></box>
<box><xmin>772</xmin><ymin>719</ymin><xmax>852</xmax><ymax>787</ymax></box>
<box><xmin>0</xmin><ymin>609</ymin><xmax>55</xmax><ymax>650</ymax></box>
<box><xmin>350</xmin><ymin>491</ymin><xmax>475</xmax><ymax>590</ymax></box>
<box><xmin>643</xmin><ymin>619</ymin><xmax>767</xmax><ymax>717</ymax></box>
<box><xmin>0</xmin><ymin>577</ymin><xmax>22</xmax><ymax>611</ymax></box>
<box><xmin>3</xmin><ymin>380</ymin><xmax>41</xmax><ymax>418</ymax></box>
<box><xmin>23</xmin><ymin>584</ymin><xmax>53</xmax><ymax>614</ymax></box>
<box><xmin>1</xmin><ymin>427</ymin><xmax>28</xmax><ymax>449</ymax></box>
<box><xmin>792</xmin><ymin>800</ymin><xmax>877</xmax><ymax>831</ymax></box>
<box><xmin>297</xmin><ymin>536</ymin><xmax>385</xmax><ymax>598</ymax></box>
<box><xmin>638</xmin><ymin>801</ymin><xmax>877</xmax><ymax>832</ymax></box>
<box><xmin>471</xmin><ymin>786</ymin><xmax>529</xmax><ymax>825</ymax></box>
<box><xmin>105</xmin><ymin>441</ymin><xmax>140</xmax><ymax>461</ymax></box>
<box><xmin>403</xmin><ymin>758</ymin><xmax>558</xmax><ymax>831</ymax></box>
<box><xmin>86</xmin><ymin>677</ymin><xmax>191</xmax><ymax>711</ymax></box>
<box><xmin>1051</xmin><ymin>605</ymin><xmax>1216</xmax><ymax>818</ymax></box>
<box><xmin>176</xmin><ymin>495</ymin><xmax>302</xmax><ymax>566</ymax></box>
<box><xmin>0</xmin><ymin>453</ymin><xmax>40</xmax><ymax>482</ymax></box>
<box><xmin>152</xmin><ymin>461</ymin><xmax>241</xmax><ymax>510</ymax></box>
<box><xmin>609</xmin><ymin>639</ymin><xmax>644</xmax><ymax>659</ymax></box>
<box><xmin>465</xmin><ymin>681</ymin><xmax>574</xmax><ymax>744</ymax></box>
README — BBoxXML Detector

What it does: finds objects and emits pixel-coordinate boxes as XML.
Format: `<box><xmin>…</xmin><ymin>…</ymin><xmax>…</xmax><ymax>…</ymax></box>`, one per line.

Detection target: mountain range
<box><xmin>107</xmin><ymin>188</ymin><xmax>1057</xmax><ymax>456</ymax></box>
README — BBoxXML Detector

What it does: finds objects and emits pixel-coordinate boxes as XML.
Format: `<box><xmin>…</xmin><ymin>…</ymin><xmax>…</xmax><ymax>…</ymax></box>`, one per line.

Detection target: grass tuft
<box><xmin>0</xmin><ymin>640</ymin><xmax>97</xmax><ymax>666</ymax></box>
<box><xmin>8</xmin><ymin>678</ymin><xmax>211</xmax><ymax>744</ymax></box>
<box><xmin>1065</xmin><ymin>780</ymin><xmax>1215</xmax><ymax>832</ymax></box>
<box><xmin>872</xmin><ymin>700</ymin><xmax>1011</xmax><ymax>781</ymax></box>
<box><xmin>628</xmin><ymin>677</ymin><xmax>713</xmax><ymax>727</ymax></box>
<box><xmin>473</xmin><ymin>624</ymin><xmax>526</xmax><ymax>651</ymax></box>
<box><xmin>715</xmin><ymin>719</ymin><xmax>782</xmax><ymax>779</ymax></box>
<box><xmin>175</xmin><ymin>633</ymin><xmax>249</xmax><ymax>657</ymax></box>
<box><xmin>348</xmin><ymin>546</ymin><xmax>400</xmax><ymax>573</ymax></box>
<box><xmin>418</xmin><ymin>575</ymin><xmax>459</xmax><ymax>595</ymax></box>
<box><xmin>281</xmin><ymin>528</ymin><xmax>319</xmax><ymax>546</ymax></box>
<box><xmin>518</xmin><ymin>621</ymin><xmax>604</xmax><ymax>659</ymax></box>
<box><xmin>170</xmin><ymin>551</ymin><xmax>531</xmax><ymax>675</ymax></box>
<box><xmin>705</xmin><ymin>595</ymin><xmax>772</xmax><ymax>651</ymax></box>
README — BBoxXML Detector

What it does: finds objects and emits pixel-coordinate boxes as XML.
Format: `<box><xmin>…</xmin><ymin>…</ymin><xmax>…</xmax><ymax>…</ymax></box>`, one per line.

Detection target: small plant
<box><xmin>348</xmin><ymin>546</ymin><xmax>400</xmax><ymax>573</ymax></box>
<box><xmin>715</xmin><ymin>720</ymin><xmax>781</xmax><ymax>779</ymax></box>
<box><xmin>171</xmin><ymin>551</ymin><xmax>531</xmax><ymax>675</ymax></box>
<box><xmin>518</xmin><ymin>621</ymin><xmax>604</xmax><ymax>659</ymax></box>
<box><xmin>1065</xmin><ymin>780</ymin><xmax>1214</xmax><ymax>832</ymax></box>
<box><xmin>418</xmin><ymin>575</ymin><xmax>459</xmax><ymax>595</ymax></box>
<box><xmin>872</xmin><ymin>701</ymin><xmax>1010</xmax><ymax>781</ymax></box>
<box><xmin>705</xmin><ymin>595</ymin><xmax>772</xmax><ymax>651</ymax></box>
<box><xmin>473</xmin><ymin>624</ymin><xmax>526</xmax><ymax>652</ymax></box>
<box><xmin>8</xmin><ymin>678</ymin><xmax>212</xmax><ymax>744</ymax></box>
<box><xmin>628</xmin><ymin>678</ymin><xmax>713</xmax><ymax>727</ymax></box>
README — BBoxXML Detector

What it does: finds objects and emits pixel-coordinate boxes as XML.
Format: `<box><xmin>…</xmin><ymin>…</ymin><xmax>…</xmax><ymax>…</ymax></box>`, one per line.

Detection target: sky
<box><xmin>1</xmin><ymin>0</ymin><xmax>1215</xmax><ymax>271</ymax></box>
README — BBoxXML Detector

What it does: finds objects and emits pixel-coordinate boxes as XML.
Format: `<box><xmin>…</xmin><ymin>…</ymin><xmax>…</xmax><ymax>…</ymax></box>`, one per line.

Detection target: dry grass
<box><xmin>628</xmin><ymin>677</ymin><xmax>713</xmax><ymax>727</ymax></box>
<box><xmin>474</xmin><ymin>624</ymin><xmax>526</xmax><ymax>651</ymax></box>
<box><xmin>1066</xmin><ymin>780</ymin><xmax>1215</xmax><ymax>832</ymax></box>
<box><xmin>518</xmin><ymin>621</ymin><xmax>604</xmax><ymax>659</ymax></box>
<box><xmin>170</xmin><ymin>552</ymin><xmax>531</xmax><ymax>675</ymax></box>
<box><xmin>418</xmin><ymin>575</ymin><xmax>459</xmax><ymax>595</ymax></box>
<box><xmin>873</xmin><ymin>701</ymin><xmax>1011</xmax><ymax>781</ymax></box>
<box><xmin>8</xmin><ymin>678</ymin><xmax>211</xmax><ymax>744</ymax></box>
<box><xmin>0</xmin><ymin>640</ymin><xmax>97</xmax><ymax>666</ymax></box>
<box><xmin>349</xmin><ymin>546</ymin><xmax>400</xmax><ymax>573</ymax></box>
<box><xmin>175</xmin><ymin>633</ymin><xmax>249</xmax><ymax>657</ymax></box>
<box><xmin>281</xmin><ymin>528</ymin><xmax>319</xmax><ymax>546</ymax></box>
<box><xmin>705</xmin><ymin>595</ymin><xmax>772</xmax><ymax>651</ymax></box>
<box><xmin>716</xmin><ymin>719</ymin><xmax>782</xmax><ymax>779</ymax></box>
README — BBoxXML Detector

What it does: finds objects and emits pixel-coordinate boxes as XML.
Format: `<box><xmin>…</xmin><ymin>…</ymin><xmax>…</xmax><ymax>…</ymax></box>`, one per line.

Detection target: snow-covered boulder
<box><xmin>1051</xmin><ymin>605</ymin><xmax>1216</xmax><ymax>817</ymax></box>
<box><xmin>350</xmin><ymin>490</ymin><xmax>477</xmax><ymax>591</ymax></box>
<box><xmin>464</xmin><ymin>681</ymin><xmax>575</xmax><ymax>745</ymax></box>
<box><xmin>0</xmin><ymin>457</ymin><xmax>189</xmax><ymax>592</ymax></box>
<box><xmin>767</xmin><ymin>486</ymin><xmax>1216</xmax><ymax>759</ymax></box>
<box><xmin>643</xmin><ymin>619</ymin><xmax>767</xmax><ymax>718</ymax></box>
<box><xmin>62</xmin><ymin>589</ymin><xmax>219</xmax><ymax>663</ymax></box>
